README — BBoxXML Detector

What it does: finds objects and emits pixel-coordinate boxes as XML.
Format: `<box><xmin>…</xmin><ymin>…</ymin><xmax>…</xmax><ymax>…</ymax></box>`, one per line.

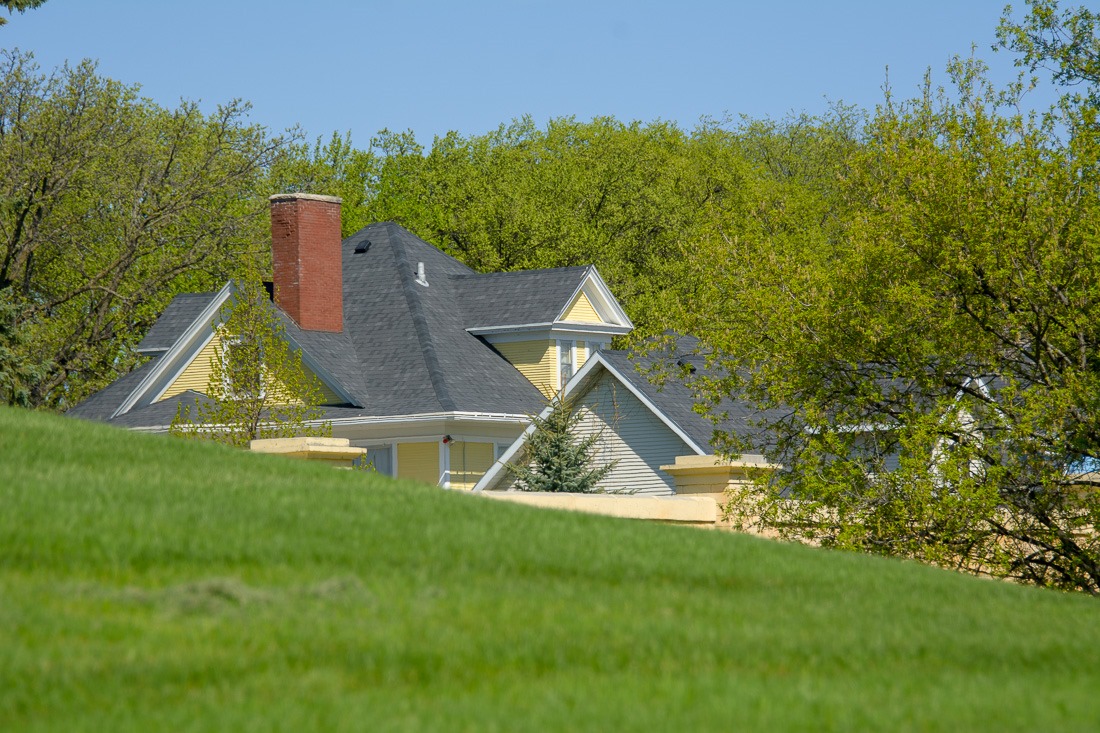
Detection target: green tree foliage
<box><xmin>0</xmin><ymin>0</ymin><xmax>46</xmax><ymax>25</ymax></box>
<box><xmin>170</xmin><ymin>279</ymin><xmax>330</xmax><ymax>449</ymax></box>
<box><xmin>265</xmin><ymin>131</ymin><xmax>377</xmax><ymax>237</ymax></box>
<box><xmin>507</xmin><ymin>394</ymin><xmax>616</xmax><ymax>493</ymax></box>
<box><xmin>0</xmin><ymin>285</ymin><xmax>43</xmax><ymax>405</ymax></box>
<box><xmin>680</xmin><ymin>7</ymin><xmax>1100</xmax><ymax>593</ymax></box>
<box><xmin>0</xmin><ymin>51</ymin><xmax>285</xmax><ymax>409</ymax></box>
<box><xmin>357</xmin><ymin>116</ymin><xmax>760</xmax><ymax>334</ymax></box>
<box><xmin>998</xmin><ymin>0</ymin><xmax>1100</xmax><ymax>100</ymax></box>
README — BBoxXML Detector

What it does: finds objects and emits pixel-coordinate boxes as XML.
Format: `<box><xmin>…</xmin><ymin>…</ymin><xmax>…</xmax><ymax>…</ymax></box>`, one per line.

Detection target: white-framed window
<box><xmin>559</xmin><ymin>339</ymin><xmax>574</xmax><ymax>387</ymax></box>
<box><xmin>219</xmin><ymin>334</ymin><xmax>265</xmax><ymax>399</ymax></box>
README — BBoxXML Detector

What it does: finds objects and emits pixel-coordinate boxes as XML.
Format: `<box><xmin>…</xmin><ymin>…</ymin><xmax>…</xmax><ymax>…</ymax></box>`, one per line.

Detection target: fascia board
<box><xmin>472</xmin><ymin>355</ymin><xmax>623</xmax><ymax>491</ymax></box>
<box><xmin>469</xmin><ymin>323</ymin><xmax>631</xmax><ymax>338</ymax></box>
<box><xmin>325</xmin><ymin>411</ymin><xmax>532</xmax><ymax>427</ymax></box>
<box><xmin>129</xmin><ymin>411</ymin><xmax>533</xmax><ymax>436</ymax></box>
<box><xmin>472</xmin><ymin>353</ymin><xmax>707</xmax><ymax>491</ymax></box>
<box><xmin>112</xmin><ymin>281</ymin><xmax>235</xmax><ymax>419</ymax></box>
<box><xmin>472</xmin><ymin>408</ymin><xmax>548</xmax><ymax>492</ymax></box>
<box><xmin>556</xmin><ymin>267</ymin><xmax>634</xmax><ymax>329</ymax></box>
<box><xmin>590</xmin><ymin>355</ymin><xmax>708</xmax><ymax>455</ymax></box>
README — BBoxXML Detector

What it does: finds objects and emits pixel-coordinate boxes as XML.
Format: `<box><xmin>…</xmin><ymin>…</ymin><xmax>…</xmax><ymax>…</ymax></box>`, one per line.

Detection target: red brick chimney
<box><xmin>269</xmin><ymin>193</ymin><xmax>343</xmax><ymax>332</ymax></box>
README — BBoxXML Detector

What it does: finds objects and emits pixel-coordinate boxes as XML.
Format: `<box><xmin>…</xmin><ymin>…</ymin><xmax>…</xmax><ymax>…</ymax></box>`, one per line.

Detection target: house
<box><xmin>474</xmin><ymin>340</ymin><xmax>780</xmax><ymax>506</ymax></box>
<box><xmin>67</xmin><ymin>193</ymin><xmax>633</xmax><ymax>489</ymax></box>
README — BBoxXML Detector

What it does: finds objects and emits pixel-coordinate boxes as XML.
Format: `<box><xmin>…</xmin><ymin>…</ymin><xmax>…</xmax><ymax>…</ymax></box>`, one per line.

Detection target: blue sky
<box><xmin>3</xmin><ymin>1</ymin><xmax>1062</xmax><ymax>145</ymax></box>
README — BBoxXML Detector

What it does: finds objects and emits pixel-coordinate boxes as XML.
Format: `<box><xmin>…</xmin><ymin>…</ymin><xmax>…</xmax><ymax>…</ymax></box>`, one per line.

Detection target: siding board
<box><xmin>449</xmin><ymin>440</ymin><xmax>495</xmax><ymax>490</ymax></box>
<box><xmin>495</xmin><ymin>340</ymin><xmax>556</xmax><ymax>397</ymax></box>
<box><xmin>571</xmin><ymin>372</ymin><xmax>691</xmax><ymax>496</ymax></box>
<box><xmin>563</xmin><ymin>292</ymin><xmax>602</xmax><ymax>323</ymax></box>
<box><xmin>398</xmin><ymin>441</ymin><xmax>440</xmax><ymax>485</ymax></box>
<box><xmin>159</xmin><ymin>332</ymin><xmax>342</xmax><ymax>405</ymax></box>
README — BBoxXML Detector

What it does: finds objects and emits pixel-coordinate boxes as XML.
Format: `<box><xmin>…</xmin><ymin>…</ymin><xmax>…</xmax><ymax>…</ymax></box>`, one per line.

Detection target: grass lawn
<box><xmin>2</xmin><ymin>405</ymin><xmax>1099</xmax><ymax>731</ymax></box>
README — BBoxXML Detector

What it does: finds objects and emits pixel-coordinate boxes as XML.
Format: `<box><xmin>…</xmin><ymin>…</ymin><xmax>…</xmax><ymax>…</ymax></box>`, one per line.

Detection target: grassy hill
<box><xmin>2</xmin><ymin>406</ymin><xmax>1099</xmax><ymax>732</ymax></box>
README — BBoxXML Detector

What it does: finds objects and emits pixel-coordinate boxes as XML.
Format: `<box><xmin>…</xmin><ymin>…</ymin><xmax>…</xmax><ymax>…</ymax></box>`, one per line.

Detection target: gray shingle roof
<box><xmin>456</xmin><ymin>267</ymin><xmax>591</xmax><ymax>328</ymax></box>
<box><xmin>595</xmin><ymin>341</ymin><xmax>780</xmax><ymax>456</ymax></box>
<box><xmin>136</xmin><ymin>292</ymin><xmax>219</xmax><ymax>353</ymax></box>
<box><xmin>72</xmin><ymin>222</ymin><xmax>598</xmax><ymax>428</ymax></box>
<box><xmin>340</xmin><ymin>223</ymin><xmax>546</xmax><ymax>416</ymax></box>
<box><xmin>65</xmin><ymin>357</ymin><xmax>162</xmax><ymax>421</ymax></box>
<box><xmin>106</xmin><ymin>390</ymin><xmax>211</xmax><ymax>428</ymax></box>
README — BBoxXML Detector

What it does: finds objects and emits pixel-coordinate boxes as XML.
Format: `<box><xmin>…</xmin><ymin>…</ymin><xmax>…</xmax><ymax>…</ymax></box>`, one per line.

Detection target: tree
<box><xmin>679</xmin><ymin>10</ymin><xmax>1100</xmax><ymax>592</ymax></box>
<box><xmin>359</xmin><ymin>116</ymin><xmax>756</xmax><ymax>336</ymax></box>
<box><xmin>997</xmin><ymin>0</ymin><xmax>1100</xmax><ymax>101</ymax></box>
<box><xmin>507</xmin><ymin>394</ymin><xmax>616</xmax><ymax>493</ymax></box>
<box><xmin>0</xmin><ymin>51</ymin><xmax>286</xmax><ymax>410</ymax></box>
<box><xmin>170</xmin><ymin>279</ymin><xmax>330</xmax><ymax>449</ymax></box>
<box><xmin>0</xmin><ymin>285</ymin><xmax>44</xmax><ymax>405</ymax></box>
<box><xmin>0</xmin><ymin>0</ymin><xmax>47</xmax><ymax>25</ymax></box>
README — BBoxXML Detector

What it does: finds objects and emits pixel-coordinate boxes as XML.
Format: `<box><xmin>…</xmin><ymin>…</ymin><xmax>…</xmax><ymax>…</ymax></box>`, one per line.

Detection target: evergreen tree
<box><xmin>507</xmin><ymin>395</ymin><xmax>616</xmax><ymax>493</ymax></box>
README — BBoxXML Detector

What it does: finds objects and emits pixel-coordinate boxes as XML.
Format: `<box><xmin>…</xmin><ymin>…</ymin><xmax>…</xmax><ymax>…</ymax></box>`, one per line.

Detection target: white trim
<box><xmin>468</xmin><ymin>322</ymin><xmax>631</xmax><ymax>338</ymax></box>
<box><xmin>112</xmin><ymin>281</ymin><xmax>236</xmax><ymax>419</ymax></box>
<box><xmin>326</xmin><ymin>411</ymin><xmax>531</xmax><ymax>427</ymax></box>
<box><xmin>472</xmin><ymin>352</ymin><xmax>706</xmax><ymax>491</ymax></box>
<box><xmin>588</xmin><ymin>355</ymin><xmax>708</xmax><ymax>455</ymax></box>
<box><xmin>125</xmin><ymin>410</ymin><xmax>533</xmax><ymax>435</ymax></box>
<box><xmin>556</xmin><ymin>268</ymin><xmax>634</xmax><ymax>328</ymax></box>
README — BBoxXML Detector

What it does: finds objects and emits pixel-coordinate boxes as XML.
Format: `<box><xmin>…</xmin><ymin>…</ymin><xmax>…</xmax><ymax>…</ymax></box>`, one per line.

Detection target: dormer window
<box><xmin>559</xmin><ymin>340</ymin><xmax>574</xmax><ymax>387</ymax></box>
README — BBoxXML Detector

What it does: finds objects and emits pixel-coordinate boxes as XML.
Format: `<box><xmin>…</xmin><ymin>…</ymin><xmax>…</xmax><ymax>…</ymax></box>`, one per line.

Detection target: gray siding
<box><xmin>572</xmin><ymin>371</ymin><xmax>694</xmax><ymax>496</ymax></box>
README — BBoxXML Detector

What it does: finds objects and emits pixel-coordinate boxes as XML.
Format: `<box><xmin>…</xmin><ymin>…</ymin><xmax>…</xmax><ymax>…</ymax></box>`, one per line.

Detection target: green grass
<box><xmin>2</xmin><ymin>407</ymin><xmax>1099</xmax><ymax>732</ymax></box>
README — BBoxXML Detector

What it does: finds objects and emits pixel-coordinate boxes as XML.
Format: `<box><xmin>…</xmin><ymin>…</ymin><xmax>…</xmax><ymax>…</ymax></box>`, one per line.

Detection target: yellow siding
<box><xmin>159</xmin><ymin>332</ymin><xmax>342</xmax><ymax>405</ymax></box>
<box><xmin>313</xmin><ymin>379</ymin><xmax>342</xmax><ymax>404</ymax></box>
<box><xmin>449</xmin><ymin>441</ymin><xmax>495</xmax><ymax>490</ymax></box>
<box><xmin>576</xmin><ymin>341</ymin><xmax>588</xmax><ymax>370</ymax></box>
<box><xmin>562</xmin><ymin>292</ymin><xmax>602</xmax><ymax>323</ymax></box>
<box><xmin>397</xmin><ymin>442</ymin><xmax>440</xmax><ymax>485</ymax></box>
<box><xmin>161</xmin><ymin>334</ymin><xmax>220</xmax><ymax>399</ymax></box>
<box><xmin>495</xmin><ymin>339</ymin><xmax>557</xmax><ymax>397</ymax></box>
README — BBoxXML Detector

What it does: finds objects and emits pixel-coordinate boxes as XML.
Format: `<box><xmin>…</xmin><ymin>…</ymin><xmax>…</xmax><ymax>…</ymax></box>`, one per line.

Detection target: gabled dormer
<box><xmin>461</xmin><ymin>266</ymin><xmax>633</xmax><ymax>397</ymax></box>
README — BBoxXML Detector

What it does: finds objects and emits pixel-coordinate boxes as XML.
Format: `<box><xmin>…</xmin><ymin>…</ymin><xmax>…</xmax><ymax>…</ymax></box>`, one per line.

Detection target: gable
<box><xmin>158</xmin><ymin>329</ymin><xmax>344</xmax><ymax>405</ymax></box>
<box><xmin>570</xmin><ymin>370</ymin><xmax>695</xmax><ymax>496</ymax></box>
<box><xmin>562</xmin><ymin>292</ymin><xmax>602</xmax><ymax>324</ymax></box>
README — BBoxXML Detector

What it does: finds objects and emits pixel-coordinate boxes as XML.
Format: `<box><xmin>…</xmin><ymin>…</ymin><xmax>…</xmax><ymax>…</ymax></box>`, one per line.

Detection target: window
<box><xmin>220</xmin><ymin>336</ymin><xmax>264</xmax><ymax>399</ymax></box>
<box><xmin>362</xmin><ymin>445</ymin><xmax>393</xmax><ymax>476</ymax></box>
<box><xmin>559</xmin><ymin>340</ymin><xmax>574</xmax><ymax>387</ymax></box>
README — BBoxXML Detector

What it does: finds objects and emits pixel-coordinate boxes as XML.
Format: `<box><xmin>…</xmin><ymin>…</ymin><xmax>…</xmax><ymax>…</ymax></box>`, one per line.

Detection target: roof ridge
<box><xmin>377</xmin><ymin>222</ymin><xmax>475</xmax><ymax>275</ymax></box>
<box><xmin>449</xmin><ymin>264</ymin><xmax>592</xmax><ymax>280</ymax></box>
<box><xmin>392</xmin><ymin>235</ymin><xmax>457</xmax><ymax>412</ymax></box>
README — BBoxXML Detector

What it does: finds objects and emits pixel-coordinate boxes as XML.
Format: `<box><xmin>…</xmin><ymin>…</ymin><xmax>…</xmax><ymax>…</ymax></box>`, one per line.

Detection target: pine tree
<box><xmin>507</xmin><ymin>394</ymin><xmax>616</xmax><ymax>493</ymax></box>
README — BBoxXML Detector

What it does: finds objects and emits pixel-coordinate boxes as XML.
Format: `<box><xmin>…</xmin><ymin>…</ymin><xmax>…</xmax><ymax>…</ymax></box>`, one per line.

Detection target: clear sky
<box><xmin>2</xmin><ymin>0</ymin><xmax>1065</xmax><ymax>145</ymax></box>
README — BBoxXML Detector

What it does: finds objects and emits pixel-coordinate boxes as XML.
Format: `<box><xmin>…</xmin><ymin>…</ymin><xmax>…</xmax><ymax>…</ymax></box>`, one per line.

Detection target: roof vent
<box><xmin>415</xmin><ymin>261</ymin><xmax>429</xmax><ymax>287</ymax></box>
<box><xmin>676</xmin><ymin>358</ymin><xmax>697</xmax><ymax>374</ymax></box>
<box><xmin>354</xmin><ymin>239</ymin><xmax>371</xmax><ymax>254</ymax></box>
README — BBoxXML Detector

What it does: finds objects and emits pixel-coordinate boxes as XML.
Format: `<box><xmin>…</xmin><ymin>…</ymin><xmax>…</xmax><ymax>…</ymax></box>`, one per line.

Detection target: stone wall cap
<box><xmin>478</xmin><ymin>491</ymin><xmax>717</xmax><ymax>523</ymax></box>
<box><xmin>250</xmin><ymin>436</ymin><xmax>352</xmax><ymax>451</ymax></box>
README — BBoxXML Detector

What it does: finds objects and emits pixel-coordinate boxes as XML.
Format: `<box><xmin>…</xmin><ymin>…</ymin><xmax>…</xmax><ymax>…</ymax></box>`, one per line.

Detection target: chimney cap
<box><xmin>269</xmin><ymin>193</ymin><xmax>343</xmax><ymax>204</ymax></box>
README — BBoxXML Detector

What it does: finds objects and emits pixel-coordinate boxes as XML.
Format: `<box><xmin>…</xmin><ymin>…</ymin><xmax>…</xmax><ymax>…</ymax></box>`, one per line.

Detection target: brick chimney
<box><xmin>269</xmin><ymin>193</ymin><xmax>343</xmax><ymax>332</ymax></box>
